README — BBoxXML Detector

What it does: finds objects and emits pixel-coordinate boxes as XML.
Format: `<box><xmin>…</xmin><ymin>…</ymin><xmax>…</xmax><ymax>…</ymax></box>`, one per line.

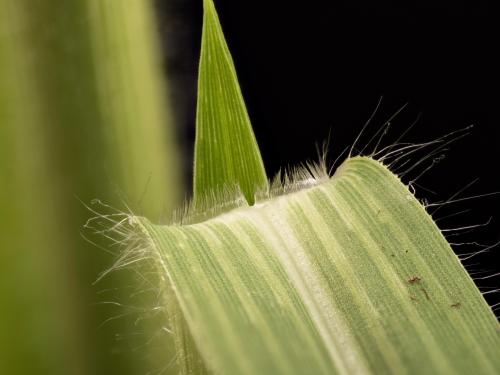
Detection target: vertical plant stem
<box><xmin>0</xmin><ymin>0</ymin><xmax>182</xmax><ymax>373</ymax></box>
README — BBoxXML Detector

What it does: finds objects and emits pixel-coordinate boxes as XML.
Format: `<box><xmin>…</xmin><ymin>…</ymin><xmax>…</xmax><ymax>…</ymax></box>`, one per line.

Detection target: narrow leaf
<box><xmin>127</xmin><ymin>157</ymin><xmax>499</xmax><ymax>375</ymax></box>
<box><xmin>194</xmin><ymin>0</ymin><xmax>268</xmax><ymax>205</ymax></box>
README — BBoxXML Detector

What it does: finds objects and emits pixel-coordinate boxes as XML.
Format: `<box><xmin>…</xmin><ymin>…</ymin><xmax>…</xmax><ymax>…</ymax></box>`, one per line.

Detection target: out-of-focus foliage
<box><xmin>0</xmin><ymin>1</ymin><xmax>181</xmax><ymax>374</ymax></box>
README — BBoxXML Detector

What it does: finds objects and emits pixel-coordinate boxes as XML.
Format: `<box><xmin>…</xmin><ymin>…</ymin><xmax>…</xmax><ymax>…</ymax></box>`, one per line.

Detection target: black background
<box><xmin>156</xmin><ymin>1</ymin><xmax>499</xmax><ymax>312</ymax></box>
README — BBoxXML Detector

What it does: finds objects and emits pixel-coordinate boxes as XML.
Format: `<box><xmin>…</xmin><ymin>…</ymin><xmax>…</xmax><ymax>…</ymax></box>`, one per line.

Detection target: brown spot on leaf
<box><xmin>408</xmin><ymin>276</ymin><xmax>422</xmax><ymax>284</ymax></box>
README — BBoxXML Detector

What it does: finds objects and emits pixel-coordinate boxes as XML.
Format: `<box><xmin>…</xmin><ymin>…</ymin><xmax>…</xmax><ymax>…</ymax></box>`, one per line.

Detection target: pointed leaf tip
<box><xmin>194</xmin><ymin>0</ymin><xmax>268</xmax><ymax>206</ymax></box>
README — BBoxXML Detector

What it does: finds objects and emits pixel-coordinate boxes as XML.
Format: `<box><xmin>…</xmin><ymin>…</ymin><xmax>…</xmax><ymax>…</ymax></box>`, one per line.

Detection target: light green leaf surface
<box><xmin>132</xmin><ymin>157</ymin><xmax>499</xmax><ymax>375</ymax></box>
<box><xmin>194</xmin><ymin>0</ymin><xmax>268</xmax><ymax>205</ymax></box>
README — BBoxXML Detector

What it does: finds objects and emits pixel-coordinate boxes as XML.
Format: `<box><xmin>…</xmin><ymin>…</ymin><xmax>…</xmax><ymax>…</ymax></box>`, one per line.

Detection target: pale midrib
<box><xmin>285</xmin><ymin>198</ymin><xmax>410</xmax><ymax>374</ymax></box>
<box><xmin>136</xmin><ymin>157</ymin><xmax>499</xmax><ymax>375</ymax></box>
<box><xmin>195</xmin><ymin>219</ymin><xmax>337</xmax><ymax>374</ymax></box>
<box><xmin>234</xmin><ymin>219</ymin><xmax>337</xmax><ymax>372</ymax></box>
<box><xmin>247</xmin><ymin>207</ymin><xmax>363</xmax><ymax>375</ymax></box>
<box><xmin>145</xmin><ymin>219</ymin><xmax>335</xmax><ymax>374</ymax></box>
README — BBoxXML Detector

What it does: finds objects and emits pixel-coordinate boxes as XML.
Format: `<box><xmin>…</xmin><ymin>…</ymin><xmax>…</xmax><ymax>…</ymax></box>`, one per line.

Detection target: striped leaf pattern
<box><xmin>133</xmin><ymin>157</ymin><xmax>500</xmax><ymax>375</ymax></box>
<box><xmin>194</xmin><ymin>0</ymin><xmax>268</xmax><ymax>205</ymax></box>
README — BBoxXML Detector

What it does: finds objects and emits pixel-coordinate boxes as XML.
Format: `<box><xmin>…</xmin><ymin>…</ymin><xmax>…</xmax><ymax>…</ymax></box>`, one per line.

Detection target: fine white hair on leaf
<box><xmin>80</xmin><ymin>198</ymin><xmax>156</xmax><ymax>285</ymax></box>
<box><xmin>81</xmin><ymin>198</ymin><xmax>181</xmax><ymax>371</ymax></box>
<box><xmin>166</xmin><ymin>154</ymin><xmax>331</xmax><ymax>226</ymax></box>
<box><xmin>440</xmin><ymin>217</ymin><xmax>493</xmax><ymax>233</ymax></box>
<box><xmin>459</xmin><ymin>240</ymin><xmax>500</xmax><ymax>262</ymax></box>
<box><xmin>349</xmin><ymin>96</ymin><xmax>383</xmax><ymax>158</ymax></box>
<box><xmin>82</xmin><ymin>99</ymin><xmax>500</xmax><ymax>370</ymax></box>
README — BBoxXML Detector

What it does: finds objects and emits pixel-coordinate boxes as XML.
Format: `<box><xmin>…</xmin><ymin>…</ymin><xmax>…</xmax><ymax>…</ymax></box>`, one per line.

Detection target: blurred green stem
<box><xmin>0</xmin><ymin>0</ymin><xmax>181</xmax><ymax>374</ymax></box>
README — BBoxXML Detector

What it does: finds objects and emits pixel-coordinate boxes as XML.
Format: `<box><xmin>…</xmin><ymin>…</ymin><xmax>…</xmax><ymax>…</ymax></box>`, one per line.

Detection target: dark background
<box><xmin>156</xmin><ymin>1</ymin><xmax>499</xmax><ymax>311</ymax></box>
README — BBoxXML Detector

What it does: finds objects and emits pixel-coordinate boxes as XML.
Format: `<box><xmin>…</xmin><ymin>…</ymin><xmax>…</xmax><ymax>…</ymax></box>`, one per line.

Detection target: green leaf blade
<box><xmin>194</xmin><ymin>0</ymin><xmax>268</xmax><ymax>205</ymax></box>
<box><xmin>134</xmin><ymin>156</ymin><xmax>500</xmax><ymax>375</ymax></box>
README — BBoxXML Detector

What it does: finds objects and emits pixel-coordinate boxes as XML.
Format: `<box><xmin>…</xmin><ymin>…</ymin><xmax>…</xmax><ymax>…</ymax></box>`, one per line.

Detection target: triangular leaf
<box><xmin>194</xmin><ymin>0</ymin><xmax>268</xmax><ymax>205</ymax></box>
